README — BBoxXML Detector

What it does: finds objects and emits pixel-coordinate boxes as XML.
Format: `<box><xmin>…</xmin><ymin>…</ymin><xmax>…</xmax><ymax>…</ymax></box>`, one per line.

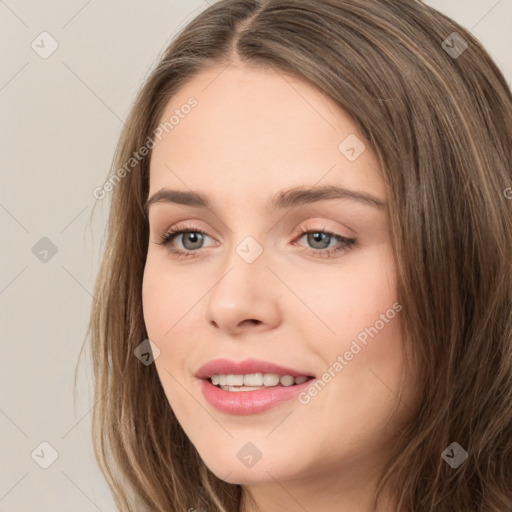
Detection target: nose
<box><xmin>204</xmin><ymin>246</ymin><xmax>282</xmax><ymax>335</ymax></box>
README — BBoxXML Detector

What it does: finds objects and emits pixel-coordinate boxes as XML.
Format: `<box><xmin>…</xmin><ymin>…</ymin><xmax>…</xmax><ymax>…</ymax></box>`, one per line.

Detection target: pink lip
<box><xmin>199</xmin><ymin>378</ymin><xmax>314</xmax><ymax>415</ymax></box>
<box><xmin>195</xmin><ymin>358</ymin><xmax>314</xmax><ymax>379</ymax></box>
<box><xmin>196</xmin><ymin>358</ymin><xmax>315</xmax><ymax>415</ymax></box>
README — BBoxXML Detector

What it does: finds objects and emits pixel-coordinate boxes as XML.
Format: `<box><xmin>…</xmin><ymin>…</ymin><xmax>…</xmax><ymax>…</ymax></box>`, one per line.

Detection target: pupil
<box><xmin>184</xmin><ymin>232</ymin><xmax>203</xmax><ymax>250</ymax></box>
<box><xmin>309</xmin><ymin>232</ymin><xmax>329</xmax><ymax>249</ymax></box>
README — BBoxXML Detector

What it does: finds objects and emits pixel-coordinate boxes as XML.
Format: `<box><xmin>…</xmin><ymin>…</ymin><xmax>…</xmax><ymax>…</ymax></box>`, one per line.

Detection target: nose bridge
<box><xmin>217</xmin><ymin>205</ymin><xmax>270</xmax><ymax>267</ymax></box>
<box><xmin>234</xmin><ymin>233</ymin><xmax>266</xmax><ymax>266</ymax></box>
<box><xmin>216</xmin><ymin>232</ymin><xmax>268</xmax><ymax>294</ymax></box>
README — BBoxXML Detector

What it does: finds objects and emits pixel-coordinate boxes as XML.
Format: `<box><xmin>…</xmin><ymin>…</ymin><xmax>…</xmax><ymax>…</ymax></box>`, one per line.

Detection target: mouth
<box><xmin>196</xmin><ymin>357</ymin><xmax>315</xmax><ymax>381</ymax></box>
<box><xmin>207</xmin><ymin>373</ymin><xmax>315</xmax><ymax>391</ymax></box>
<box><xmin>196</xmin><ymin>358</ymin><xmax>316</xmax><ymax>414</ymax></box>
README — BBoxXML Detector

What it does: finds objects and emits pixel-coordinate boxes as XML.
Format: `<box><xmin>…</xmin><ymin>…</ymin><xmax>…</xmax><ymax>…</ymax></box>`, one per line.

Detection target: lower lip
<box><xmin>199</xmin><ymin>378</ymin><xmax>314</xmax><ymax>415</ymax></box>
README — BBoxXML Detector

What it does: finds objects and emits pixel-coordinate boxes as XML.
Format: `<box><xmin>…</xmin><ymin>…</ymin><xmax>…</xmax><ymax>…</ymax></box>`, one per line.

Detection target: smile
<box><xmin>211</xmin><ymin>372</ymin><xmax>310</xmax><ymax>390</ymax></box>
<box><xmin>196</xmin><ymin>358</ymin><xmax>316</xmax><ymax>414</ymax></box>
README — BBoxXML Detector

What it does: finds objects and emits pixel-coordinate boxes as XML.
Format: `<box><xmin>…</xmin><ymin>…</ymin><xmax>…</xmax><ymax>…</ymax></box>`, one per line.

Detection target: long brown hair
<box><xmin>84</xmin><ymin>1</ymin><xmax>512</xmax><ymax>510</ymax></box>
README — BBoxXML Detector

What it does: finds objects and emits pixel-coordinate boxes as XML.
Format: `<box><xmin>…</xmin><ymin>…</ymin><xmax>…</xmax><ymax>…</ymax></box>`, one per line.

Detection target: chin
<box><xmin>198</xmin><ymin>448</ymin><xmax>301</xmax><ymax>485</ymax></box>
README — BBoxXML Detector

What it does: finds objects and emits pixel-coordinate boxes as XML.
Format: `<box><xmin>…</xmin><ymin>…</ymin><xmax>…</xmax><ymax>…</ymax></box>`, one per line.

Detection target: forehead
<box><xmin>148</xmin><ymin>63</ymin><xmax>385</xmax><ymax>202</ymax></box>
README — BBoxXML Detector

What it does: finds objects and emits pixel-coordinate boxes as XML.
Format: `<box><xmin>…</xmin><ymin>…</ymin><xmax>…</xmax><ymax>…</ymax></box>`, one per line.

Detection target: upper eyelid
<box><xmin>158</xmin><ymin>223</ymin><xmax>353</xmax><ymax>247</ymax></box>
<box><xmin>155</xmin><ymin>217</ymin><xmax>353</xmax><ymax>235</ymax></box>
<box><xmin>158</xmin><ymin>222</ymin><xmax>347</xmax><ymax>237</ymax></box>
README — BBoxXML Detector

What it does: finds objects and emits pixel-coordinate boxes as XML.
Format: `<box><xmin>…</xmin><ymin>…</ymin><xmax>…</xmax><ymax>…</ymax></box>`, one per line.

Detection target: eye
<box><xmin>154</xmin><ymin>222</ymin><xmax>356</xmax><ymax>259</ymax></box>
<box><xmin>155</xmin><ymin>224</ymin><xmax>215</xmax><ymax>259</ymax></box>
<box><xmin>292</xmin><ymin>224</ymin><xmax>356</xmax><ymax>258</ymax></box>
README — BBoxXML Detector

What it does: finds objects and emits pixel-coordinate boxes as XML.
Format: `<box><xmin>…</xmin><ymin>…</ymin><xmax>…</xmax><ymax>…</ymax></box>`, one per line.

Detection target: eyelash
<box><xmin>155</xmin><ymin>223</ymin><xmax>356</xmax><ymax>259</ymax></box>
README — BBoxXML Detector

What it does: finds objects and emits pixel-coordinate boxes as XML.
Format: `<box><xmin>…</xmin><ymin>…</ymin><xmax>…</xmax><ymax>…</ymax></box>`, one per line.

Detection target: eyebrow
<box><xmin>144</xmin><ymin>184</ymin><xmax>386</xmax><ymax>213</ymax></box>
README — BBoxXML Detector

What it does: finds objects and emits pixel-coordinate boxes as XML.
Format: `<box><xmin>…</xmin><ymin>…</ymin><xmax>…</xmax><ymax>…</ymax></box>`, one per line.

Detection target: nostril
<box><xmin>240</xmin><ymin>319</ymin><xmax>260</xmax><ymax>327</ymax></box>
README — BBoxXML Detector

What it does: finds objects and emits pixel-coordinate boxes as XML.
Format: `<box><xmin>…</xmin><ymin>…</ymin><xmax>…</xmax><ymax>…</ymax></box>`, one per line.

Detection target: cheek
<box><xmin>141</xmin><ymin>257</ymin><xmax>207</xmax><ymax>401</ymax></box>
<box><xmin>141</xmin><ymin>257</ymin><xmax>195</xmax><ymax>338</ymax></box>
<box><xmin>296</xmin><ymin>245</ymin><xmax>404</xmax><ymax>414</ymax></box>
<box><xmin>142</xmin><ymin>267</ymin><xmax>166</xmax><ymax>339</ymax></box>
<box><xmin>288</xmin><ymin>244</ymin><xmax>398</xmax><ymax>342</ymax></box>
<box><xmin>141</xmin><ymin>263</ymin><xmax>196</xmax><ymax>412</ymax></box>
<box><xmin>343</xmin><ymin>245</ymin><xmax>397</xmax><ymax>326</ymax></box>
<box><xmin>333</xmin><ymin>247</ymin><xmax>402</xmax><ymax>386</ymax></box>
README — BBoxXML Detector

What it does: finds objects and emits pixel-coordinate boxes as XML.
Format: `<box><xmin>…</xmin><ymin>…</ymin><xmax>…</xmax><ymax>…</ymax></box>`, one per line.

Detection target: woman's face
<box><xmin>142</xmin><ymin>62</ymin><xmax>415</xmax><ymax>504</ymax></box>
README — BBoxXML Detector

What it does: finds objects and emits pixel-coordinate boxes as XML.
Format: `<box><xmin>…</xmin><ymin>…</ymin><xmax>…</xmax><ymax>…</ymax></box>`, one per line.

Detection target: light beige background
<box><xmin>0</xmin><ymin>1</ymin><xmax>510</xmax><ymax>511</ymax></box>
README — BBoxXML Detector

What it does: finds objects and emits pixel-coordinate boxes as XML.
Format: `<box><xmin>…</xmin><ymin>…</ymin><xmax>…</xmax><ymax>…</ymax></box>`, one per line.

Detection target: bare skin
<box><xmin>142</xmin><ymin>61</ymin><xmax>416</xmax><ymax>512</ymax></box>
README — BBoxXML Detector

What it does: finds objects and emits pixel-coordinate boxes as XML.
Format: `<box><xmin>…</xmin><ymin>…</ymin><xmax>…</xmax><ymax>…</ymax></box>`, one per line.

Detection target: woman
<box><xmin>86</xmin><ymin>1</ymin><xmax>512</xmax><ymax>510</ymax></box>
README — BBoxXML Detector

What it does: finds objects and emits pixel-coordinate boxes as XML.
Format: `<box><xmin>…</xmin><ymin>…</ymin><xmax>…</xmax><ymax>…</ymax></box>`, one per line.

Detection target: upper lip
<box><xmin>195</xmin><ymin>358</ymin><xmax>315</xmax><ymax>379</ymax></box>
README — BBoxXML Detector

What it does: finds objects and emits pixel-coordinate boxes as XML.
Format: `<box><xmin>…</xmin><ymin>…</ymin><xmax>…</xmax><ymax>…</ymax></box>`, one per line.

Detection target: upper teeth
<box><xmin>211</xmin><ymin>373</ymin><xmax>309</xmax><ymax>387</ymax></box>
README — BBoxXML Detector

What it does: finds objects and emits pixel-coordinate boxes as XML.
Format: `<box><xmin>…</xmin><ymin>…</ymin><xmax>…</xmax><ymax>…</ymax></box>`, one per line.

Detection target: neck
<box><xmin>239</xmin><ymin>460</ymin><xmax>393</xmax><ymax>512</ymax></box>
